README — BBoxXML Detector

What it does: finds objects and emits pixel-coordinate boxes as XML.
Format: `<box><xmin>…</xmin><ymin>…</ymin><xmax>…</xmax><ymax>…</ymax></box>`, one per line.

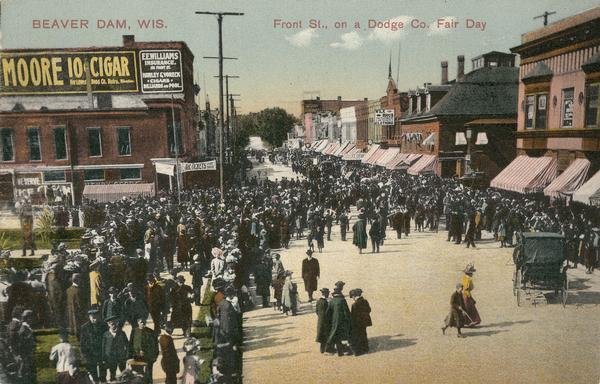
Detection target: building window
<box><xmin>44</xmin><ymin>170</ymin><xmax>66</xmax><ymax>182</ymax></box>
<box><xmin>54</xmin><ymin>127</ymin><xmax>68</xmax><ymax>160</ymax></box>
<box><xmin>585</xmin><ymin>84</ymin><xmax>599</xmax><ymax>128</ymax></box>
<box><xmin>525</xmin><ymin>94</ymin><xmax>547</xmax><ymax>129</ymax></box>
<box><xmin>426</xmin><ymin>94</ymin><xmax>431</xmax><ymax>112</ymax></box>
<box><xmin>84</xmin><ymin>169</ymin><xmax>105</xmax><ymax>181</ymax></box>
<box><xmin>117</xmin><ymin>127</ymin><xmax>131</xmax><ymax>156</ymax></box>
<box><xmin>167</xmin><ymin>122</ymin><xmax>183</xmax><ymax>156</ymax></box>
<box><xmin>561</xmin><ymin>88</ymin><xmax>574</xmax><ymax>128</ymax></box>
<box><xmin>120</xmin><ymin>168</ymin><xmax>141</xmax><ymax>180</ymax></box>
<box><xmin>1</xmin><ymin>128</ymin><xmax>14</xmax><ymax>161</ymax></box>
<box><xmin>27</xmin><ymin>127</ymin><xmax>41</xmax><ymax>161</ymax></box>
<box><xmin>88</xmin><ymin>128</ymin><xmax>102</xmax><ymax>157</ymax></box>
<box><xmin>535</xmin><ymin>94</ymin><xmax>547</xmax><ymax>129</ymax></box>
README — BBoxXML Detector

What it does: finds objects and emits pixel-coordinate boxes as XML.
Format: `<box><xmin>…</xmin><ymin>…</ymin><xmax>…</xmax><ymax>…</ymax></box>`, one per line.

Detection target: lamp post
<box><xmin>465</xmin><ymin>127</ymin><xmax>472</xmax><ymax>175</ymax></box>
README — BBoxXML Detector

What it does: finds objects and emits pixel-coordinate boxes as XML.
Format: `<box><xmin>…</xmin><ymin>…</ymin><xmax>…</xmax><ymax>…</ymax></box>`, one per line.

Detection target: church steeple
<box><xmin>388</xmin><ymin>52</ymin><xmax>392</xmax><ymax>79</ymax></box>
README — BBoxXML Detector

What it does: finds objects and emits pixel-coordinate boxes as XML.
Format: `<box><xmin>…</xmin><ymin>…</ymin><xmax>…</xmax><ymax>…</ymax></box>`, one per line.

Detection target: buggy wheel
<box><xmin>516</xmin><ymin>270</ymin><xmax>522</xmax><ymax>306</ymax></box>
<box><xmin>561</xmin><ymin>275</ymin><xmax>569</xmax><ymax>308</ymax></box>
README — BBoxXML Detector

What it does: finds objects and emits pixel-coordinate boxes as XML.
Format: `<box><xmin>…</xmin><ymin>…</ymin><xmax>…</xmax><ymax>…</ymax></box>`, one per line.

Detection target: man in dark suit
<box><xmin>301</xmin><ymin>249</ymin><xmax>320</xmax><ymax>302</ymax></box>
<box><xmin>144</xmin><ymin>274</ymin><xmax>165</xmax><ymax>334</ymax></box>
<box><xmin>129</xmin><ymin>317</ymin><xmax>159</xmax><ymax>384</ymax></box>
<box><xmin>66</xmin><ymin>273</ymin><xmax>87</xmax><ymax>338</ymax></box>
<box><xmin>80</xmin><ymin>309</ymin><xmax>108</xmax><ymax>383</ymax></box>
<box><xmin>102</xmin><ymin>315</ymin><xmax>129</xmax><ymax>382</ymax></box>
<box><xmin>17</xmin><ymin>310</ymin><xmax>36</xmax><ymax>383</ymax></box>
<box><xmin>349</xmin><ymin>289</ymin><xmax>372</xmax><ymax>356</ymax></box>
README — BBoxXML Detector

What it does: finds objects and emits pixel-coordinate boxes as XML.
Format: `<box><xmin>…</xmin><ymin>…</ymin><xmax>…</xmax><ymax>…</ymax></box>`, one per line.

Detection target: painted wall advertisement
<box><xmin>139</xmin><ymin>49</ymin><xmax>183</xmax><ymax>93</ymax></box>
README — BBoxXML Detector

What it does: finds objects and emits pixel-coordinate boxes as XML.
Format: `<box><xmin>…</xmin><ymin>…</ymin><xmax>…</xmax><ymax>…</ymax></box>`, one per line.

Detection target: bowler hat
<box><xmin>104</xmin><ymin>314</ymin><xmax>119</xmax><ymax>323</ymax></box>
<box><xmin>320</xmin><ymin>287</ymin><xmax>330</xmax><ymax>294</ymax></box>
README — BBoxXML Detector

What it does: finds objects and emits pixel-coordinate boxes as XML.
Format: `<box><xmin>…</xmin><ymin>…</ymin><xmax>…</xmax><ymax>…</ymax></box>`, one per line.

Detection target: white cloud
<box><xmin>367</xmin><ymin>15</ymin><xmax>413</xmax><ymax>43</ymax></box>
<box><xmin>428</xmin><ymin>16</ymin><xmax>458</xmax><ymax>36</ymax></box>
<box><xmin>285</xmin><ymin>29</ymin><xmax>318</xmax><ymax>47</ymax></box>
<box><xmin>330</xmin><ymin>31</ymin><xmax>364</xmax><ymax>50</ymax></box>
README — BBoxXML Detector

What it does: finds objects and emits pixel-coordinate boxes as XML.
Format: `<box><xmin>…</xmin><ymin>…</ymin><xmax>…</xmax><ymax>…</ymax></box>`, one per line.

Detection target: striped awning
<box><xmin>333</xmin><ymin>142</ymin><xmax>350</xmax><ymax>156</ymax></box>
<box><xmin>543</xmin><ymin>159</ymin><xmax>590</xmax><ymax>198</ymax></box>
<box><xmin>490</xmin><ymin>155</ymin><xmax>557</xmax><ymax>194</ymax></box>
<box><xmin>376</xmin><ymin>147</ymin><xmax>400</xmax><ymax>167</ymax></box>
<box><xmin>338</xmin><ymin>143</ymin><xmax>355</xmax><ymax>157</ymax></box>
<box><xmin>324</xmin><ymin>142</ymin><xmax>340</xmax><ymax>155</ymax></box>
<box><xmin>573</xmin><ymin>170</ymin><xmax>600</xmax><ymax>206</ymax></box>
<box><xmin>407</xmin><ymin>155</ymin><xmax>437</xmax><ymax>175</ymax></box>
<box><xmin>83</xmin><ymin>183</ymin><xmax>155</xmax><ymax>203</ymax></box>
<box><xmin>315</xmin><ymin>140</ymin><xmax>330</xmax><ymax>152</ymax></box>
<box><xmin>361</xmin><ymin>144</ymin><xmax>381</xmax><ymax>164</ymax></box>
<box><xmin>366</xmin><ymin>148</ymin><xmax>387</xmax><ymax>165</ymax></box>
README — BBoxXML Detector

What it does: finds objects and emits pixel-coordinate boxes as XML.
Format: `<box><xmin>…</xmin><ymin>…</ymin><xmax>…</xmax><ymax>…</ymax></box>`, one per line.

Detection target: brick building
<box><xmin>0</xmin><ymin>35</ymin><xmax>199</xmax><ymax>206</ymax></box>
<box><xmin>400</xmin><ymin>53</ymin><xmax>518</xmax><ymax>179</ymax></box>
<box><xmin>510</xmin><ymin>7</ymin><xmax>600</xmax><ymax>176</ymax></box>
<box><xmin>301</xmin><ymin>96</ymin><xmax>367</xmax><ymax>143</ymax></box>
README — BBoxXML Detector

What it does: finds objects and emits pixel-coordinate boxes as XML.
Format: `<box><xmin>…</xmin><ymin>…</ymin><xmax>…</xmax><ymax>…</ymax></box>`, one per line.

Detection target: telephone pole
<box><xmin>534</xmin><ymin>11</ymin><xmax>556</xmax><ymax>26</ymax></box>
<box><xmin>214</xmin><ymin>74</ymin><xmax>240</xmax><ymax>149</ymax></box>
<box><xmin>196</xmin><ymin>11</ymin><xmax>244</xmax><ymax>201</ymax></box>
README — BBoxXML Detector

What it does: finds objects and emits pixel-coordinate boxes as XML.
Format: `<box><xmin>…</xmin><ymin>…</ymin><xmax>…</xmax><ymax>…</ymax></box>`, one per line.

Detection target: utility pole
<box><xmin>214</xmin><ymin>75</ymin><xmax>239</xmax><ymax>150</ymax></box>
<box><xmin>534</xmin><ymin>11</ymin><xmax>556</xmax><ymax>26</ymax></box>
<box><xmin>171</xmin><ymin>95</ymin><xmax>181</xmax><ymax>204</ymax></box>
<box><xmin>196</xmin><ymin>11</ymin><xmax>244</xmax><ymax>201</ymax></box>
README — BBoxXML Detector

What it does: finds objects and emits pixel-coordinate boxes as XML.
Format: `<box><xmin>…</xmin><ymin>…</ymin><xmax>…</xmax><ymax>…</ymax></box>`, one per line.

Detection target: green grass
<box><xmin>34</xmin><ymin>329</ymin><xmax>81</xmax><ymax>384</ymax></box>
<box><xmin>0</xmin><ymin>228</ymin><xmax>84</xmax><ymax>250</ymax></box>
<box><xmin>191</xmin><ymin>278</ymin><xmax>215</xmax><ymax>382</ymax></box>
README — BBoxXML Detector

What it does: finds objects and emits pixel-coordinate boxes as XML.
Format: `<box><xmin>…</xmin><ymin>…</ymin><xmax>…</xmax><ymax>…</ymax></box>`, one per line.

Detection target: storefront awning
<box><xmin>333</xmin><ymin>142</ymin><xmax>349</xmax><ymax>156</ymax></box>
<box><xmin>324</xmin><ymin>142</ymin><xmax>340</xmax><ymax>155</ymax></box>
<box><xmin>407</xmin><ymin>155</ymin><xmax>437</xmax><ymax>175</ymax></box>
<box><xmin>342</xmin><ymin>147</ymin><xmax>364</xmax><ymax>161</ymax></box>
<box><xmin>366</xmin><ymin>148</ymin><xmax>387</xmax><ymax>165</ymax></box>
<box><xmin>83</xmin><ymin>183</ymin><xmax>155</xmax><ymax>203</ymax></box>
<box><xmin>490</xmin><ymin>155</ymin><xmax>557</xmax><ymax>194</ymax></box>
<box><xmin>376</xmin><ymin>147</ymin><xmax>400</xmax><ymax>167</ymax></box>
<box><xmin>385</xmin><ymin>153</ymin><xmax>408</xmax><ymax>170</ymax></box>
<box><xmin>361</xmin><ymin>144</ymin><xmax>381</xmax><ymax>164</ymax></box>
<box><xmin>317</xmin><ymin>140</ymin><xmax>330</xmax><ymax>153</ymax></box>
<box><xmin>339</xmin><ymin>143</ymin><xmax>356</xmax><ymax>157</ymax></box>
<box><xmin>543</xmin><ymin>159</ymin><xmax>590</xmax><ymax>198</ymax></box>
<box><xmin>573</xmin><ymin>170</ymin><xmax>600</xmax><ymax>206</ymax></box>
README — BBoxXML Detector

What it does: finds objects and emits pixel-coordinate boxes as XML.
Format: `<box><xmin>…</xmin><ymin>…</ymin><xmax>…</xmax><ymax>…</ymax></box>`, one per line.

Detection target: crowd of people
<box><xmin>0</xmin><ymin>147</ymin><xmax>599</xmax><ymax>383</ymax></box>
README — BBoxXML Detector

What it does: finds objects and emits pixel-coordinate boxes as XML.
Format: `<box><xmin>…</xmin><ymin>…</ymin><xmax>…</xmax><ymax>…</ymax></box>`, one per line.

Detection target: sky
<box><xmin>1</xmin><ymin>0</ymin><xmax>598</xmax><ymax>116</ymax></box>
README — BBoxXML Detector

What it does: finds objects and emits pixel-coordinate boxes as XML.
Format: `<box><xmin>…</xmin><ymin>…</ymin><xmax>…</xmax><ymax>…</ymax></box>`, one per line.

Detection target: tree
<box><xmin>254</xmin><ymin>107</ymin><xmax>298</xmax><ymax>148</ymax></box>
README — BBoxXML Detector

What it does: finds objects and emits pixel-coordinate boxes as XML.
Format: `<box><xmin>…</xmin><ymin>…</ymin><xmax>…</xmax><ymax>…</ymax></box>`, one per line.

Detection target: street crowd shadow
<box><xmin>558</xmin><ymin>291</ymin><xmax>600</xmax><ymax>306</ymax></box>
<box><xmin>567</xmin><ymin>277</ymin><xmax>592</xmax><ymax>291</ymax></box>
<box><xmin>369</xmin><ymin>334</ymin><xmax>417</xmax><ymax>352</ymax></box>
<box><xmin>244</xmin><ymin>350</ymin><xmax>311</xmax><ymax>363</ymax></box>
<box><xmin>243</xmin><ymin>336</ymin><xmax>301</xmax><ymax>352</ymax></box>
<box><xmin>477</xmin><ymin>320</ymin><xmax>532</xmax><ymax>329</ymax></box>
<box><xmin>464</xmin><ymin>329</ymin><xmax>508</xmax><ymax>337</ymax></box>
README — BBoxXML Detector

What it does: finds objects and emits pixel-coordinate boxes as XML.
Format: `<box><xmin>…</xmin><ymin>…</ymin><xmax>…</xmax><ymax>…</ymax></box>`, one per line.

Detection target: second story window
<box><xmin>585</xmin><ymin>84</ymin><xmax>599</xmax><ymax>128</ymax></box>
<box><xmin>1</xmin><ymin>128</ymin><xmax>14</xmax><ymax>162</ymax></box>
<box><xmin>561</xmin><ymin>88</ymin><xmax>574</xmax><ymax>128</ymax></box>
<box><xmin>117</xmin><ymin>127</ymin><xmax>131</xmax><ymax>156</ymax></box>
<box><xmin>88</xmin><ymin>128</ymin><xmax>102</xmax><ymax>157</ymax></box>
<box><xmin>27</xmin><ymin>127</ymin><xmax>41</xmax><ymax>161</ymax></box>
<box><xmin>525</xmin><ymin>94</ymin><xmax>547</xmax><ymax>129</ymax></box>
<box><xmin>54</xmin><ymin>127</ymin><xmax>67</xmax><ymax>160</ymax></box>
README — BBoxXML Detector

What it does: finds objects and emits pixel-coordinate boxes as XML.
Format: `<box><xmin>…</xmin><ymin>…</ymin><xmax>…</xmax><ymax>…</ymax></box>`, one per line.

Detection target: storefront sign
<box><xmin>15</xmin><ymin>173</ymin><xmax>42</xmax><ymax>187</ymax></box>
<box><xmin>139</xmin><ymin>50</ymin><xmax>183</xmax><ymax>93</ymax></box>
<box><xmin>0</xmin><ymin>50</ymin><xmax>138</xmax><ymax>94</ymax></box>
<box><xmin>155</xmin><ymin>162</ymin><xmax>175</xmax><ymax>176</ymax></box>
<box><xmin>375</xmin><ymin>109</ymin><xmax>395</xmax><ymax>125</ymax></box>
<box><xmin>179</xmin><ymin>160</ymin><xmax>217</xmax><ymax>172</ymax></box>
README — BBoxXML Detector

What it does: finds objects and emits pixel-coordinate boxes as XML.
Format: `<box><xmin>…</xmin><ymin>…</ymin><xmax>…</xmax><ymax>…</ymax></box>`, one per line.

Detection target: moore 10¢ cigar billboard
<box><xmin>0</xmin><ymin>50</ymin><xmax>140</xmax><ymax>94</ymax></box>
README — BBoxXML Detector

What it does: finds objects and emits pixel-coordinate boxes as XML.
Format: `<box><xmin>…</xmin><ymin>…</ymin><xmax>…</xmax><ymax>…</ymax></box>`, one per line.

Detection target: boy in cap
<box><xmin>189</xmin><ymin>254</ymin><xmax>205</xmax><ymax>306</ymax></box>
<box><xmin>442</xmin><ymin>283</ymin><xmax>467</xmax><ymax>338</ymax></box>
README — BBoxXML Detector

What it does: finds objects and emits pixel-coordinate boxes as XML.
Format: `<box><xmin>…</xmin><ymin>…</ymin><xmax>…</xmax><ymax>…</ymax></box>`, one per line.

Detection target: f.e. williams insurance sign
<box><xmin>139</xmin><ymin>49</ymin><xmax>183</xmax><ymax>93</ymax></box>
<box><xmin>0</xmin><ymin>50</ymin><xmax>139</xmax><ymax>94</ymax></box>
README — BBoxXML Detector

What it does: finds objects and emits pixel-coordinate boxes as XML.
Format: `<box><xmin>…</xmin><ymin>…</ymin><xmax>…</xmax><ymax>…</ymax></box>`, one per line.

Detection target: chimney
<box><xmin>364</xmin><ymin>97</ymin><xmax>368</xmax><ymax>101</ymax></box>
<box><xmin>457</xmin><ymin>55</ymin><xmax>465</xmax><ymax>81</ymax></box>
<box><xmin>316</xmin><ymin>96</ymin><xmax>320</xmax><ymax>101</ymax></box>
<box><xmin>123</xmin><ymin>35</ymin><xmax>135</xmax><ymax>47</ymax></box>
<box><xmin>337</xmin><ymin>96</ymin><xmax>342</xmax><ymax>101</ymax></box>
<box><xmin>441</xmin><ymin>61</ymin><xmax>448</xmax><ymax>85</ymax></box>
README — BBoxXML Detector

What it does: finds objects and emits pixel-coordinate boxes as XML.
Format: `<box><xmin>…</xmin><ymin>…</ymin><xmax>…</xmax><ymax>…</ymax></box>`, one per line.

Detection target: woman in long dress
<box><xmin>180</xmin><ymin>338</ymin><xmax>204</xmax><ymax>384</ymax></box>
<box><xmin>462</xmin><ymin>263</ymin><xmax>481</xmax><ymax>327</ymax></box>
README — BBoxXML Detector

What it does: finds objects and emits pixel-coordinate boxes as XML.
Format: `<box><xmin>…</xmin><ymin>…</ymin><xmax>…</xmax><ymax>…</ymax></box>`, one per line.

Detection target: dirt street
<box><xmin>242</xmin><ymin>162</ymin><xmax>600</xmax><ymax>384</ymax></box>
